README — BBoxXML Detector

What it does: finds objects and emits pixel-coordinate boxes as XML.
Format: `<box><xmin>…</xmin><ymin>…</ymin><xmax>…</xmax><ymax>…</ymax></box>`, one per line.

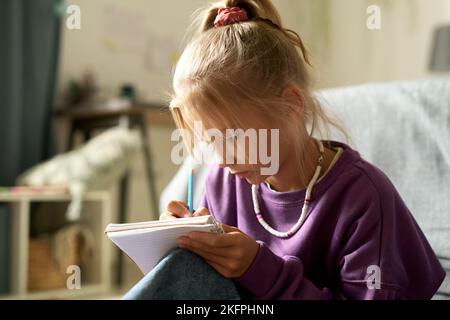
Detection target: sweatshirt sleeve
<box><xmin>234</xmin><ymin>240</ymin><xmax>407</xmax><ymax>300</ymax></box>
<box><xmin>235</xmin><ymin>241</ymin><xmax>335</xmax><ymax>299</ymax></box>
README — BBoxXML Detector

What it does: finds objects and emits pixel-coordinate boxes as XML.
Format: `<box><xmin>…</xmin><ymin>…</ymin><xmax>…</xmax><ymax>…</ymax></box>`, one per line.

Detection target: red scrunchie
<box><xmin>214</xmin><ymin>7</ymin><xmax>249</xmax><ymax>27</ymax></box>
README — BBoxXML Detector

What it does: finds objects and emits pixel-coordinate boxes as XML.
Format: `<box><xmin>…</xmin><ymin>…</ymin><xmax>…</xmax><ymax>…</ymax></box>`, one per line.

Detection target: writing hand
<box><xmin>159</xmin><ymin>200</ymin><xmax>209</xmax><ymax>220</ymax></box>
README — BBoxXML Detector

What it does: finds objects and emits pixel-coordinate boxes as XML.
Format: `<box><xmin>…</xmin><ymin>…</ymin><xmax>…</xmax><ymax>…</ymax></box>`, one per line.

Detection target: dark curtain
<box><xmin>0</xmin><ymin>0</ymin><xmax>61</xmax><ymax>294</ymax></box>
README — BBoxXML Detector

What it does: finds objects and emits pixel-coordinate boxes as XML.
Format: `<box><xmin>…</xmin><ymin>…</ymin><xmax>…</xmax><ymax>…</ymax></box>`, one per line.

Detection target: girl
<box><xmin>124</xmin><ymin>0</ymin><xmax>444</xmax><ymax>300</ymax></box>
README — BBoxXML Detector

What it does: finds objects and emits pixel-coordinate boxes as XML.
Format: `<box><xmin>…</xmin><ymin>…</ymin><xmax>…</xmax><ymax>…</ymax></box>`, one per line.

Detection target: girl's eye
<box><xmin>200</xmin><ymin>136</ymin><xmax>218</xmax><ymax>146</ymax></box>
<box><xmin>201</xmin><ymin>138</ymin><xmax>213</xmax><ymax>146</ymax></box>
<box><xmin>225</xmin><ymin>135</ymin><xmax>236</xmax><ymax>143</ymax></box>
<box><xmin>200</xmin><ymin>131</ymin><xmax>243</xmax><ymax>147</ymax></box>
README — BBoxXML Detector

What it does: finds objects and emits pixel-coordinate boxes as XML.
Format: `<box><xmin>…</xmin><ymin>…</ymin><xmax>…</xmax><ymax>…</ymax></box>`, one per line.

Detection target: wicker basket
<box><xmin>28</xmin><ymin>230</ymin><xmax>83</xmax><ymax>292</ymax></box>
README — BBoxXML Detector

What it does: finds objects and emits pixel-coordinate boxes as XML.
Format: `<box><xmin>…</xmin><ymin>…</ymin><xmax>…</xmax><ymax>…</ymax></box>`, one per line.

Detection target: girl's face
<box><xmin>203</xmin><ymin>116</ymin><xmax>292</xmax><ymax>185</ymax></box>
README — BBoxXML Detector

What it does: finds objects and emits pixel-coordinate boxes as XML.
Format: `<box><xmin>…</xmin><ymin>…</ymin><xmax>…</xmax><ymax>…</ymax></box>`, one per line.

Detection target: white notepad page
<box><xmin>106</xmin><ymin>216</ymin><xmax>223</xmax><ymax>274</ymax></box>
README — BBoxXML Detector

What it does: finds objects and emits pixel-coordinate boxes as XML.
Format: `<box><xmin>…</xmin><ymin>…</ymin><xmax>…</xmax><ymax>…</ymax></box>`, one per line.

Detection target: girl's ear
<box><xmin>281</xmin><ymin>85</ymin><xmax>305</xmax><ymax>117</ymax></box>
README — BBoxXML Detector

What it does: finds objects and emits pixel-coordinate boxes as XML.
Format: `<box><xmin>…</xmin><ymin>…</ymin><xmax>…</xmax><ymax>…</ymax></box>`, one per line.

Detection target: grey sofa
<box><xmin>160</xmin><ymin>79</ymin><xmax>450</xmax><ymax>299</ymax></box>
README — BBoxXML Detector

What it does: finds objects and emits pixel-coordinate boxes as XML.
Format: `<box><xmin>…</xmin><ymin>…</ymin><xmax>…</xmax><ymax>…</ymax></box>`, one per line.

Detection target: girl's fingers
<box><xmin>179</xmin><ymin>236</ymin><xmax>238</xmax><ymax>258</ymax></box>
<box><xmin>192</xmin><ymin>207</ymin><xmax>210</xmax><ymax>217</ymax></box>
<box><xmin>165</xmin><ymin>200</ymin><xmax>191</xmax><ymax>218</ymax></box>
<box><xmin>188</xmin><ymin>231</ymin><xmax>238</xmax><ymax>248</ymax></box>
<box><xmin>182</xmin><ymin>245</ymin><xmax>230</xmax><ymax>270</ymax></box>
<box><xmin>221</xmin><ymin>224</ymin><xmax>240</xmax><ymax>233</ymax></box>
<box><xmin>159</xmin><ymin>212</ymin><xmax>178</xmax><ymax>220</ymax></box>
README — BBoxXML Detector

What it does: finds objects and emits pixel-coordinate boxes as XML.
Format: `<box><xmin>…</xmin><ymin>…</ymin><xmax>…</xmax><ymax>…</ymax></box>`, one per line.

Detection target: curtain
<box><xmin>0</xmin><ymin>0</ymin><xmax>61</xmax><ymax>294</ymax></box>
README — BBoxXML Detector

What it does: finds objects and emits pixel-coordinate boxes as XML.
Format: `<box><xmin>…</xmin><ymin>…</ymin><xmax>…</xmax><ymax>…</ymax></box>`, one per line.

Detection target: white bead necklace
<box><xmin>251</xmin><ymin>139</ymin><xmax>325</xmax><ymax>238</ymax></box>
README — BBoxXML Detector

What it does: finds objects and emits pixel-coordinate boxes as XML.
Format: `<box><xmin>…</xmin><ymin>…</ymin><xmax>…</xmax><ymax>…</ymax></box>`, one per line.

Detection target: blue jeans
<box><xmin>123</xmin><ymin>249</ymin><xmax>248</xmax><ymax>300</ymax></box>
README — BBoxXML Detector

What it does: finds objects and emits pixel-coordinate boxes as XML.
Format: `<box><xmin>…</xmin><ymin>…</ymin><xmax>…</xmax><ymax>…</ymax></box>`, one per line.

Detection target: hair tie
<box><xmin>214</xmin><ymin>7</ymin><xmax>249</xmax><ymax>28</ymax></box>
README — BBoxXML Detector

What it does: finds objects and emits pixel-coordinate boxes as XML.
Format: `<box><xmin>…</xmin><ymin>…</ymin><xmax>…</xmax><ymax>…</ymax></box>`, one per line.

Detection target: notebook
<box><xmin>105</xmin><ymin>215</ymin><xmax>224</xmax><ymax>274</ymax></box>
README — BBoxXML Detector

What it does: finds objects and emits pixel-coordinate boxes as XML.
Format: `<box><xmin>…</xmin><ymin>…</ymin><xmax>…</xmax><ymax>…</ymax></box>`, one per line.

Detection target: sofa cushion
<box><xmin>317</xmin><ymin>79</ymin><xmax>450</xmax><ymax>298</ymax></box>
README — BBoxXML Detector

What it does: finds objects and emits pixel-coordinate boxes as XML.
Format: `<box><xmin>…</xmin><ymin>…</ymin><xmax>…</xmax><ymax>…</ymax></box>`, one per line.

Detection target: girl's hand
<box><xmin>159</xmin><ymin>200</ymin><xmax>210</xmax><ymax>220</ymax></box>
<box><xmin>176</xmin><ymin>224</ymin><xmax>260</xmax><ymax>278</ymax></box>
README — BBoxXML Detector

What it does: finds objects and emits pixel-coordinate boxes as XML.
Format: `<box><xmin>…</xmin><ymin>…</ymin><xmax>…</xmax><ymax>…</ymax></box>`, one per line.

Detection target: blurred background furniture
<box><xmin>430</xmin><ymin>25</ymin><xmax>450</xmax><ymax>72</ymax></box>
<box><xmin>0</xmin><ymin>189</ymin><xmax>112</xmax><ymax>299</ymax></box>
<box><xmin>55</xmin><ymin>103</ymin><xmax>169</xmax><ymax>286</ymax></box>
<box><xmin>160</xmin><ymin>78</ymin><xmax>450</xmax><ymax>299</ymax></box>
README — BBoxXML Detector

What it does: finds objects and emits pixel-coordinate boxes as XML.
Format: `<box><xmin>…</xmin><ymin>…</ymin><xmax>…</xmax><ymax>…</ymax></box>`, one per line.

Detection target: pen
<box><xmin>188</xmin><ymin>168</ymin><xmax>194</xmax><ymax>215</ymax></box>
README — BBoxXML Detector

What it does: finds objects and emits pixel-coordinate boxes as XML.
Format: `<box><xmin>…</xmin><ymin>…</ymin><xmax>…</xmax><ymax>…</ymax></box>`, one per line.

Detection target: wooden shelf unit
<box><xmin>0</xmin><ymin>191</ymin><xmax>113</xmax><ymax>300</ymax></box>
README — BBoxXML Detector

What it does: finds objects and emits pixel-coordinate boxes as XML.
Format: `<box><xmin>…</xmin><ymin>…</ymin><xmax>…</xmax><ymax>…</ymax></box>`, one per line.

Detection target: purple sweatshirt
<box><xmin>198</xmin><ymin>141</ymin><xmax>445</xmax><ymax>300</ymax></box>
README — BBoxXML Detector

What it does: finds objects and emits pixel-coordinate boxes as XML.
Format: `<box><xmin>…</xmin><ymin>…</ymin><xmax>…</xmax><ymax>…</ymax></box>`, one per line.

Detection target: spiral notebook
<box><xmin>105</xmin><ymin>215</ymin><xmax>224</xmax><ymax>274</ymax></box>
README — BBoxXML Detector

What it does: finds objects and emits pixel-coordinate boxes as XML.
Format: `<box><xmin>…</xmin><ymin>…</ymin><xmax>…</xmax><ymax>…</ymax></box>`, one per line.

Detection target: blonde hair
<box><xmin>170</xmin><ymin>0</ymin><xmax>350</xmax><ymax>184</ymax></box>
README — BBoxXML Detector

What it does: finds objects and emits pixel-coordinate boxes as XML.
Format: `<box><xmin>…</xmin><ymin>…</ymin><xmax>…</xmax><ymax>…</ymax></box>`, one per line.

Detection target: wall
<box><xmin>310</xmin><ymin>0</ymin><xmax>450</xmax><ymax>88</ymax></box>
<box><xmin>60</xmin><ymin>0</ymin><xmax>450</xmax><ymax>95</ymax></box>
